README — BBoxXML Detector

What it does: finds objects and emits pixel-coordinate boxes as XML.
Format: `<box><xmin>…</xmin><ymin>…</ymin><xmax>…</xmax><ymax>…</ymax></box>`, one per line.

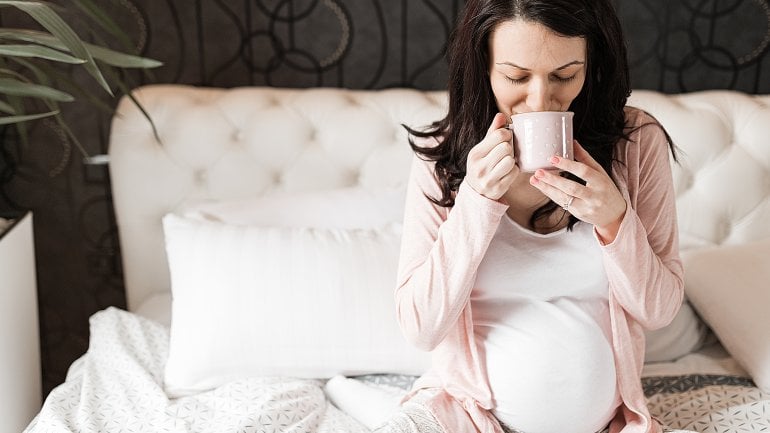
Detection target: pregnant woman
<box><xmin>378</xmin><ymin>1</ymin><xmax>686</xmax><ymax>432</ymax></box>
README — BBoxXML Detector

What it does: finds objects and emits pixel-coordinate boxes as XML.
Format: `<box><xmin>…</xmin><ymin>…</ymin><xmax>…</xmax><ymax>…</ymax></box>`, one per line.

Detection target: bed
<box><xmin>23</xmin><ymin>85</ymin><xmax>770</xmax><ymax>432</ymax></box>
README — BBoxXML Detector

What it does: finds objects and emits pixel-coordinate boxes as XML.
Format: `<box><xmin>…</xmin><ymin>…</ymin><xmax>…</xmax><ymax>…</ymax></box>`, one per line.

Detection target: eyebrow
<box><xmin>495</xmin><ymin>60</ymin><xmax>585</xmax><ymax>71</ymax></box>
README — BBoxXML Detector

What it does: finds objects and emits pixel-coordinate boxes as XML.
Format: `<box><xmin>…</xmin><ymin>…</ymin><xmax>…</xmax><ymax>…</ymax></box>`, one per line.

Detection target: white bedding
<box><xmin>24</xmin><ymin>308</ymin><xmax>368</xmax><ymax>433</ymax></box>
<box><xmin>26</xmin><ymin>307</ymin><xmax>770</xmax><ymax>433</ymax></box>
<box><xmin>641</xmin><ymin>341</ymin><xmax>770</xmax><ymax>433</ymax></box>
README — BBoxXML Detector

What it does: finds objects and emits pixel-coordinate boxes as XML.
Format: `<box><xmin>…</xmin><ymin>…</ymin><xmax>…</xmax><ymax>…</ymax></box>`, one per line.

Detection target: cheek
<box><xmin>557</xmin><ymin>80</ymin><xmax>585</xmax><ymax>108</ymax></box>
<box><xmin>490</xmin><ymin>77</ymin><xmax>523</xmax><ymax>111</ymax></box>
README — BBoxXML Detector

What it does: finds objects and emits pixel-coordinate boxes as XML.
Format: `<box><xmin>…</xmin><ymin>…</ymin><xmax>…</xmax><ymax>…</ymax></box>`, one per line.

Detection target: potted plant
<box><xmin>0</xmin><ymin>0</ymin><xmax>161</xmax><ymax>232</ymax></box>
<box><xmin>0</xmin><ymin>3</ymin><xmax>160</xmax><ymax>428</ymax></box>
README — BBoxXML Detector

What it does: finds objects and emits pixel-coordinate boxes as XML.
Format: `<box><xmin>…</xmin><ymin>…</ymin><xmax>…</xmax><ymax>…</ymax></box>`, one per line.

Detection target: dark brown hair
<box><xmin>407</xmin><ymin>0</ymin><xmax>670</xmax><ymax>230</ymax></box>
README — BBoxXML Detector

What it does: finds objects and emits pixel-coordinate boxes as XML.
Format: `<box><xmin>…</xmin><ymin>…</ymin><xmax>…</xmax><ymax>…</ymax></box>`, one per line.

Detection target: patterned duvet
<box><xmin>24</xmin><ymin>308</ymin><xmax>770</xmax><ymax>433</ymax></box>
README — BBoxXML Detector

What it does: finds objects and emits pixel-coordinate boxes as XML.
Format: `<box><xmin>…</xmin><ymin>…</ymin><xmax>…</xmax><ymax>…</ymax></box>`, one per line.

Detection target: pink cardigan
<box><xmin>395</xmin><ymin>107</ymin><xmax>684</xmax><ymax>433</ymax></box>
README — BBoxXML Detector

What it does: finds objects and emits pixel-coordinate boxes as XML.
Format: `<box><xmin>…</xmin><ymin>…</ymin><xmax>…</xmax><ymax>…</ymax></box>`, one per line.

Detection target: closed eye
<box><xmin>553</xmin><ymin>74</ymin><xmax>577</xmax><ymax>83</ymax></box>
<box><xmin>505</xmin><ymin>76</ymin><xmax>528</xmax><ymax>85</ymax></box>
<box><xmin>504</xmin><ymin>74</ymin><xmax>578</xmax><ymax>85</ymax></box>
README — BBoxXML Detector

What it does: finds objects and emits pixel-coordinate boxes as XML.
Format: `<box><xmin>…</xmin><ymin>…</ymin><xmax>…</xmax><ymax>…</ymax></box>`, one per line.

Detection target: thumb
<box><xmin>487</xmin><ymin>112</ymin><xmax>508</xmax><ymax>134</ymax></box>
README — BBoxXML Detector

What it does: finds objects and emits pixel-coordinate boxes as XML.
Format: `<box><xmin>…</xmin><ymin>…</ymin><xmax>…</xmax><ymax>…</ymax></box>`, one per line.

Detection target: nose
<box><xmin>525</xmin><ymin>78</ymin><xmax>550</xmax><ymax>112</ymax></box>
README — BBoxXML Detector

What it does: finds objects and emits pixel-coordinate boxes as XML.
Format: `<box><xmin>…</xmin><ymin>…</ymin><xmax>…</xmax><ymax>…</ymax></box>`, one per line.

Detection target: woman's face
<box><xmin>488</xmin><ymin>19</ymin><xmax>587</xmax><ymax>117</ymax></box>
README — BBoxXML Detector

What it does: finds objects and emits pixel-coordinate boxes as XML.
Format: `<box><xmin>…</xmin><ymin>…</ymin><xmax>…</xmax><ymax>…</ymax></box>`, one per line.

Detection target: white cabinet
<box><xmin>0</xmin><ymin>212</ymin><xmax>41</xmax><ymax>432</ymax></box>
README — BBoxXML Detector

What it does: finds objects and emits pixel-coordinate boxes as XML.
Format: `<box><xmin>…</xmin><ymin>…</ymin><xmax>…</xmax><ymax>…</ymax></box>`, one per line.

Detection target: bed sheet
<box><xmin>343</xmin><ymin>366</ymin><xmax>770</xmax><ymax>433</ymax></box>
<box><xmin>640</xmin><ymin>342</ymin><xmax>770</xmax><ymax>432</ymax></box>
<box><xmin>25</xmin><ymin>308</ymin><xmax>770</xmax><ymax>433</ymax></box>
<box><xmin>25</xmin><ymin>308</ymin><xmax>368</xmax><ymax>433</ymax></box>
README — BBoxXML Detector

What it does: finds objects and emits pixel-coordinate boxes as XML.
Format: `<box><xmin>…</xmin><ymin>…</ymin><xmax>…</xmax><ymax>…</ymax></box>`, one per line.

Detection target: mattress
<box><xmin>25</xmin><ymin>307</ymin><xmax>770</xmax><ymax>433</ymax></box>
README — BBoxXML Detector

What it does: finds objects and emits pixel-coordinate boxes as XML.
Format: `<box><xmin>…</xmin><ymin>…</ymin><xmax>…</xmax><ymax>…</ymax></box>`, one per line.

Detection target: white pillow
<box><xmin>683</xmin><ymin>238</ymin><xmax>770</xmax><ymax>392</ymax></box>
<box><xmin>643</xmin><ymin>299</ymin><xmax>709</xmax><ymax>363</ymax></box>
<box><xmin>181</xmin><ymin>185</ymin><xmax>406</xmax><ymax>229</ymax></box>
<box><xmin>181</xmin><ymin>186</ymin><xmax>704</xmax><ymax>365</ymax></box>
<box><xmin>162</xmin><ymin>214</ymin><xmax>430</xmax><ymax>397</ymax></box>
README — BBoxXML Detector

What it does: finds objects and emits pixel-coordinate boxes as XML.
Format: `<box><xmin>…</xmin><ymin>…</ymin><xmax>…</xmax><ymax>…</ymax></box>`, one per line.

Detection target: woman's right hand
<box><xmin>465</xmin><ymin>112</ymin><xmax>519</xmax><ymax>200</ymax></box>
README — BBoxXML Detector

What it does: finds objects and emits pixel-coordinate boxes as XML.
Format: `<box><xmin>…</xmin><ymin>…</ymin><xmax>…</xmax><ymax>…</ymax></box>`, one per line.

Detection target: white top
<box><xmin>471</xmin><ymin>214</ymin><xmax>621</xmax><ymax>433</ymax></box>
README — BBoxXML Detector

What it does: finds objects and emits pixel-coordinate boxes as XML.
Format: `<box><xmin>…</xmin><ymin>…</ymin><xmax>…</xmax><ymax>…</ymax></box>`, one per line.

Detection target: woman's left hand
<box><xmin>529</xmin><ymin>140</ymin><xmax>627</xmax><ymax>244</ymax></box>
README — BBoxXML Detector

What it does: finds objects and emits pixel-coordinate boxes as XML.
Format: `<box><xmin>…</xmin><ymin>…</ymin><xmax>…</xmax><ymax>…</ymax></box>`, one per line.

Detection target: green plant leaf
<box><xmin>0</xmin><ymin>109</ymin><xmax>58</xmax><ymax>125</ymax></box>
<box><xmin>0</xmin><ymin>0</ymin><xmax>113</xmax><ymax>95</ymax></box>
<box><xmin>3</xmin><ymin>58</ymin><xmax>90</xmax><ymax>160</ymax></box>
<box><xmin>6</xmin><ymin>56</ymin><xmax>52</xmax><ymax>85</ymax></box>
<box><xmin>7</xmin><ymin>56</ymin><xmax>61</xmax><ymax>119</ymax></box>
<box><xmin>0</xmin><ymin>43</ymin><xmax>85</xmax><ymax>63</ymax></box>
<box><xmin>0</xmin><ymin>66</ymin><xmax>33</xmax><ymax>81</ymax></box>
<box><xmin>101</xmin><ymin>64</ymin><xmax>161</xmax><ymax>143</ymax></box>
<box><xmin>86</xmin><ymin>44</ymin><xmax>162</xmax><ymax>68</ymax></box>
<box><xmin>0</xmin><ymin>29</ymin><xmax>162</xmax><ymax>68</ymax></box>
<box><xmin>0</xmin><ymin>99</ymin><xmax>16</xmax><ymax>114</ymax></box>
<box><xmin>11</xmin><ymin>57</ymin><xmax>114</xmax><ymax>115</ymax></box>
<box><xmin>0</xmin><ymin>78</ymin><xmax>74</xmax><ymax>102</ymax></box>
<box><xmin>0</xmin><ymin>28</ymin><xmax>71</xmax><ymax>48</ymax></box>
<box><xmin>3</xmin><ymin>93</ymin><xmax>30</xmax><ymax>145</ymax></box>
<box><xmin>0</xmin><ymin>2</ymin><xmax>161</xmax><ymax>155</ymax></box>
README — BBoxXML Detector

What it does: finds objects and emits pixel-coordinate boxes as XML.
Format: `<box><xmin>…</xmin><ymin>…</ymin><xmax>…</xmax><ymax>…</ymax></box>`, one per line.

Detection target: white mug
<box><xmin>509</xmin><ymin>111</ymin><xmax>574</xmax><ymax>172</ymax></box>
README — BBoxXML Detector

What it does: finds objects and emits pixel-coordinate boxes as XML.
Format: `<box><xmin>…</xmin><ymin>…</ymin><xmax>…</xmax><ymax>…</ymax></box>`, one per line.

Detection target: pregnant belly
<box><xmin>477</xmin><ymin>299</ymin><xmax>619</xmax><ymax>433</ymax></box>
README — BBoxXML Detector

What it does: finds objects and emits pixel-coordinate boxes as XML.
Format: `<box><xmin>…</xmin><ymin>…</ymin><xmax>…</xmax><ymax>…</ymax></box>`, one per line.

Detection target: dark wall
<box><xmin>0</xmin><ymin>0</ymin><xmax>768</xmax><ymax>397</ymax></box>
<box><xmin>619</xmin><ymin>0</ymin><xmax>770</xmax><ymax>92</ymax></box>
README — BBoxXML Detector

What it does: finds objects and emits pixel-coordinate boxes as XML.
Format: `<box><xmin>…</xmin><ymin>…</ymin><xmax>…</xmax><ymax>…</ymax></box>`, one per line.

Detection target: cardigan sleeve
<box><xmin>395</xmin><ymin>154</ymin><xmax>508</xmax><ymax>351</ymax></box>
<box><xmin>599</xmin><ymin>112</ymin><xmax>685</xmax><ymax>330</ymax></box>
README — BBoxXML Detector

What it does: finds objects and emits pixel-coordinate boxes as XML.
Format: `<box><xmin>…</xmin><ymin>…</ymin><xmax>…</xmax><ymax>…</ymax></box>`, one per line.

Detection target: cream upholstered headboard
<box><xmin>109</xmin><ymin>85</ymin><xmax>770</xmax><ymax>312</ymax></box>
<box><xmin>626</xmin><ymin>91</ymin><xmax>770</xmax><ymax>248</ymax></box>
<box><xmin>109</xmin><ymin>85</ymin><xmax>447</xmax><ymax>310</ymax></box>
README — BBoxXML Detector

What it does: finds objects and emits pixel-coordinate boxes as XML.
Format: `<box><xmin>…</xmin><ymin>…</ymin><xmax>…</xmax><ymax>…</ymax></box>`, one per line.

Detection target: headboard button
<box><xmin>272</xmin><ymin>171</ymin><xmax>283</xmax><ymax>186</ymax></box>
<box><xmin>193</xmin><ymin>169</ymin><xmax>208</xmax><ymax>186</ymax></box>
<box><xmin>350</xmin><ymin>169</ymin><xmax>361</xmax><ymax>186</ymax></box>
<box><xmin>719</xmin><ymin>219</ymin><xmax>733</xmax><ymax>244</ymax></box>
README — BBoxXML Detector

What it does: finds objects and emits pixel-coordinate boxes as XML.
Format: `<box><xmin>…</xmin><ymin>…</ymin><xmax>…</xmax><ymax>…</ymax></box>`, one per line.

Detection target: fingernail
<box><xmin>535</xmin><ymin>169</ymin><xmax>545</xmax><ymax>178</ymax></box>
<box><xmin>550</xmin><ymin>156</ymin><xmax>560</xmax><ymax>164</ymax></box>
<box><xmin>530</xmin><ymin>176</ymin><xmax>539</xmax><ymax>184</ymax></box>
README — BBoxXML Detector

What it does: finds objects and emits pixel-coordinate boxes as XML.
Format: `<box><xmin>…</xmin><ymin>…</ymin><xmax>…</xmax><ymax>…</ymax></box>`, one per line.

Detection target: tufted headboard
<box><xmin>109</xmin><ymin>85</ymin><xmax>770</xmax><ymax>312</ymax></box>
